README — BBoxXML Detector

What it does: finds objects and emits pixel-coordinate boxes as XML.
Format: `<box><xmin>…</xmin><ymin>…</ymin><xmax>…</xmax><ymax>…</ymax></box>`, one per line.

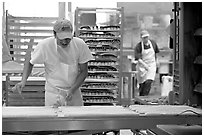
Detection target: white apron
<box><xmin>137</xmin><ymin>40</ymin><xmax>156</xmax><ymax>84</ymax></box>
<box><xmin>44</xmin><ymin>40</ymin><xmax>83</xmax><ymax>106</ymax></box>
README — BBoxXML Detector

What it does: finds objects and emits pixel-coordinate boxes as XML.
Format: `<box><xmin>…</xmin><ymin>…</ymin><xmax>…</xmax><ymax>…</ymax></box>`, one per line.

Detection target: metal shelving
<box><xmin>172</xmin><ymin>2</ymin><xmax>202</xmax><ymax>106</ymax></box>
<box><xmin>75</xmin><ymin>7</ymin><xmax>124</xmax><ymax>105</ymax></box>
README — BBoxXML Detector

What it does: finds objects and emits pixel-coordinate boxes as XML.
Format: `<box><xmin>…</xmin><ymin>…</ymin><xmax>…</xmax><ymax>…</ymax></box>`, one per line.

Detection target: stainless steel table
<box><xmin>2</xmin><ymin>105</ymin><xmax>202</xmax><ymax>132</ymax></box>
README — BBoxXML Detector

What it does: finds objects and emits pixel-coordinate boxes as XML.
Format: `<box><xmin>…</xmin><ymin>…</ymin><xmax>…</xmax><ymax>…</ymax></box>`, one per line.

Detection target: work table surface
<box><xmin>3</xmin><ymin>105</ymin><xmax>202</xmax><ymax>132</ymax></box>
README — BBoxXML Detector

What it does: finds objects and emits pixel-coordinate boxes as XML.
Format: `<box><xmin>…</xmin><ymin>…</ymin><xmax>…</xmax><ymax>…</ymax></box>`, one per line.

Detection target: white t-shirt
<box><xmin>30</xmin><ymin>37</ymin><xmax>93</xmax><ymax>87</ymax></box>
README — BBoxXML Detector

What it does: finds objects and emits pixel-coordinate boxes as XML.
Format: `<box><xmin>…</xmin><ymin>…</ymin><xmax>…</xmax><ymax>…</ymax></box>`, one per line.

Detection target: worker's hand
<box><xmin>59</xmin><ymin>89</ymin><xmax>67</xmax><ymax>98</ymax></box>
<box><xmin>138</xmin><ymin>59</ymin><xmax>149</xmax><ymax>71</ymax></box>
<box><xmin>65</xmin><ymin>91</ymin><xmax>73</xmax><ymax>101</ymax></box>
<box><xmin>143</xmin><ymin>63</ymin><xmax>149</xmax><ymax>71</ymax></box>
<box><xmin>59</xmin><ymin>89</ymin><xmax>73</xmax><ymax>101</ymax></box>
<box><xmin>144</xmin><ymin>65</ymin><xmax>149</xmax><ymax>71</ymax></box>
<box><xmin>12</xmin><ymin>82</ymin><xmax>25</xmax><ymax>99</ymax></box>
<box><xmin>53</xmin><ymin>96</ymin><xmax>63</xmax><ymax>108</ymax></box>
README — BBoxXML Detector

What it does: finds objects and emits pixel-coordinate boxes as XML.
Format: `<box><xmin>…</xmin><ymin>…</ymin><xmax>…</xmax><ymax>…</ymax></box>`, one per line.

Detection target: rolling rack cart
<box><xmin>75</xmin><ymin>7</ymin><xmax>131</xmax><ymax>106</ymax></box>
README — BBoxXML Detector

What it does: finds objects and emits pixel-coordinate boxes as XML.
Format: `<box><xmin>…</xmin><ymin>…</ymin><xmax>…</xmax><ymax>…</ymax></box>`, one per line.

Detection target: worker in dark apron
<box><xmin>134</xmin><ymin>30</ymin><xmax>160</xmax><ymax>96</ymax></box>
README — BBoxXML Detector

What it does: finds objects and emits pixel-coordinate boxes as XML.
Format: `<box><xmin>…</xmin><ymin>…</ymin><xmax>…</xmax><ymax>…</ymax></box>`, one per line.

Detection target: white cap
<box><xmin>140</xmin><ymin>30</ymin><xmax>150</xmax><ymax>38</ymax></box>
<box><xmin>53</xmin><ymin>18</ymin><xmax>73</xmax><ymax>39</ymax></box>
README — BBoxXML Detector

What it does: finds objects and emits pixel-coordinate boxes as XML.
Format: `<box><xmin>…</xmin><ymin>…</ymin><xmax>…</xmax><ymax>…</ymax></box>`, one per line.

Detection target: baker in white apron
<box><xmin>135</xmin><ymin>30</ymin><xmax>159</xmax><ymax>96</ymax></box>
<box><xmin>43</xmin><ymin>19</ymin><xmax>93</xmax><ymax>107</ymax></box>
<box><xmin>12</xmin><ymin>19</ymin><xmax>93</xmax><ymax>107</ymax></box>
<box><xmin>45</xmin><ymin>40</ymin><xmax>83</xmax><ymax>107</ymax></box>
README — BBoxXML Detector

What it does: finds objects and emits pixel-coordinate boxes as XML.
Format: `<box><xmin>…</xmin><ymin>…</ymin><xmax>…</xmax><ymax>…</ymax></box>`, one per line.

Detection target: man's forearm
<box><xmin>21</xmin><ymin>61</ymin><xmax>33</xmax><ymax>84</ymax></box>
<box><xmin>70</xmin><ymin>70</ymin><xmax>88</xmax><ymax>92</ymax></box>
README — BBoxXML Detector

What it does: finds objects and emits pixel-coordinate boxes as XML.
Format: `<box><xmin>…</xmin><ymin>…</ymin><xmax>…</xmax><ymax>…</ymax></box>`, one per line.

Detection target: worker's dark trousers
<box><xmin>139</xmin><ymin>79</ymin><xmax>153</xmax><ymax>96</ymax></box>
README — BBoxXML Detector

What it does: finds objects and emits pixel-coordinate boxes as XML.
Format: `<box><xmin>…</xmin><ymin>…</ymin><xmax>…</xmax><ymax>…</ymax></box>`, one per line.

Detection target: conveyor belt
<box><xmin>134</xmin><ymin>96</ymin><xmax>168</xmax><ymax>105</ymax></box>
<box><xmin>2</xmin><ymin>105</ymin><xmax>202</xmax><ymax>132</ymax></box>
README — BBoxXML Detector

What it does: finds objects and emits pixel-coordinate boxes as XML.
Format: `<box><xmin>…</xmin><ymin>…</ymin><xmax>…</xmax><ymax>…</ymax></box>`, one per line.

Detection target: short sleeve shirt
<box><xmin>134</xmin><ymin>39</ymin><xmax>159</xmax><ymax>60</ymax></box>
<box><xmin>30</xmin><ymin>37</ymin><xmax>93</xmax><ymax>65</ymax></box>
<box><xmin>30</xmin><ymin>37</ymin><xmax>93</xmax><ymax>86</ymax></box>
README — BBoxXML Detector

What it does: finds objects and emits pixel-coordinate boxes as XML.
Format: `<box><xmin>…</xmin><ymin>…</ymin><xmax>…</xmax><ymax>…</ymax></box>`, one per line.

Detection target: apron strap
<box><xmin>46</xmin><ymin>80</ymin><xmax>71</xmax><ymax>94</ymax></box>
